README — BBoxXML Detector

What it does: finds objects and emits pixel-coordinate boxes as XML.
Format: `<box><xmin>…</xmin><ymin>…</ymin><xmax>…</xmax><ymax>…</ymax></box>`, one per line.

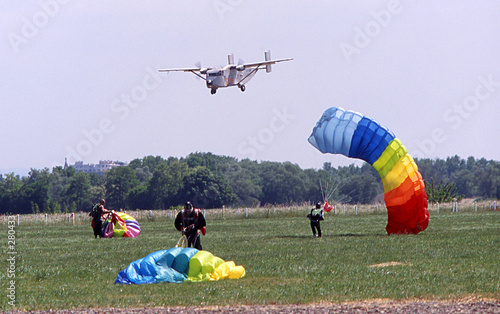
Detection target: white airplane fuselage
<box><xmin>206</xmin><ymin>66</ymin><xmax>257</xmax><ymax>91</ymax></box>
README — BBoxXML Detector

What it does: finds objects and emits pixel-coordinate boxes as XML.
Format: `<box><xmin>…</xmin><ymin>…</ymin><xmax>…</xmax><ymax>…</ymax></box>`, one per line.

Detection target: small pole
<box><xmin>474</xmin><ymin>201</ymin><xmax>477</xmax><ymax>212</ymax></box>
<box><xmin>17</xmin><ymin>214</ymin><xmax>20</xmax><ymax>226</ymax></box>
<box><xmin>436</xmin><ymin>202</ymin><xmax>439</xmax><ymax>214</ymax></box>
<box><xmin>222</xmin><ymin>206</ymin><xmax>225</xmax><ymax>219</ymax></box>
<box><xmin>245</xmin><ymin>207</ymin><xmax>248</xmax><ymax>218</ymax></box>
<box><xmin>334</xmin><ymin>204</ymin><xmax>337</xmax><ymax>215</ymax></box>
<box><xmin>72</xmin><ymin>213</ymin><xmax>75</xmax><ymax>225</ymax></box>
<box><xmin>45</xmin><ymin>213</ymin><xmax>48</xmax><ymax>225</ymax></box>
<box><xmin>149</xmin><ymin>210</ymin><xmax>152</xmax><ymax>218</ymax></box>
<box><xmin>355</xmin><ymin>205</ymin><xmax>358</xmax><ymax>215</ymax></box>
<box><xmin>343</xmin><ymin>205</ymin><xmax>345</xmax><ymax>215</ymax></box>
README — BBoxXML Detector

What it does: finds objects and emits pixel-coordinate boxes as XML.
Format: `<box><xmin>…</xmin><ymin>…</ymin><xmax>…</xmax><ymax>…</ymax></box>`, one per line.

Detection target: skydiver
<box><xmin>89</xmin><ymin>199</ymin><xmax>112</xmax><ymax>238</ymax></box>
<box><xmin>307</xmin><ymin>202</ymin><xmax>324</xmax><ymax>238</ymax></box>
<box><xmin>174</xmin><ymin>201</ymin><xmax>206</xmax><ymax>250</ymax></box>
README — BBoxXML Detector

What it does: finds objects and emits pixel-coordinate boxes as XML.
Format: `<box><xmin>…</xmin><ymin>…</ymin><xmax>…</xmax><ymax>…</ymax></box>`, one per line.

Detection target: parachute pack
<box><xmin>89</xmin><ymin>203</ymin><xmax>101</xmax><ymax>218</ymax></box>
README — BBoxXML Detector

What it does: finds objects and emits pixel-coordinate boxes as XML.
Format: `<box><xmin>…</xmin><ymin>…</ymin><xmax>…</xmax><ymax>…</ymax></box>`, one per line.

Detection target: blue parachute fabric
<box><xmin>171</xmin><ymin>247</ymin><xmax>198</xmax><ymax>275</ymax></box>
<box><xmin>114</xmin><ymin>247</ymin><xmax>199</xmax><ymax>284</ymax></box>
<box><xmin>349</xmin><ymin>116</ymin><xmax>395</xmax><ymax>164</ymax></box>
<box><xmin>308</xmin><ymin>107</ymin><xmax>396</xmax><ymax>164</ymax></box>
<box><xmin>308</xmin><ymin>107</ymin><xmax>364</xmax><ymax>155</ymax></box>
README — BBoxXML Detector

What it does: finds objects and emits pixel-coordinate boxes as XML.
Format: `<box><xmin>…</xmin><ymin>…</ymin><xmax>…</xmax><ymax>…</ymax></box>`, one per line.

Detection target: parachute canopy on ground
<box><xmin>115</xmin><ymin>247</ymin><xmax>246</xmax><ymax>284</ymax></box>
<box><xmin>308</xmin><ymin>107</ymin><xmax>429</xmax><ymax>234</ymax></box>
<box><xmin>102</xmin><ymin>212</ymin><xmax>141</xmax><ymax>238</ymax></box>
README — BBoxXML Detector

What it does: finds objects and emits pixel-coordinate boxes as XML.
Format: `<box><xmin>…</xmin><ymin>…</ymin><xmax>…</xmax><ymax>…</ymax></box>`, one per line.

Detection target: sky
<box><xmin>2</xmin><ymin>1</ymin><xmax>500</xmax><ymax>176</ymax></box>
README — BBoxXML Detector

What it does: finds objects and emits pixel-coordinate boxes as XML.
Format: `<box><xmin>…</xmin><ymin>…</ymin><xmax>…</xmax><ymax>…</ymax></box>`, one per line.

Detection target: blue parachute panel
<box><xmin>348</xmin><ymin>117</ymin><xmax>395</xmax><ymax>164</ymax></box>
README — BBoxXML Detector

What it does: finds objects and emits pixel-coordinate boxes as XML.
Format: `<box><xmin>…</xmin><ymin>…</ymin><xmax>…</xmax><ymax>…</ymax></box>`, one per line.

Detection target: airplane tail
<box><xmin>265</xmin><ymin>50</ymin><xmax>272</xmax><ymax>73</ymax></box>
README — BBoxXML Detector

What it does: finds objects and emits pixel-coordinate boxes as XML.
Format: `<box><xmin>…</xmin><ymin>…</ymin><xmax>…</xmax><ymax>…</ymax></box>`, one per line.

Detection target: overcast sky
<box><xmin>2</xmin><ymin>1</ymin><xmax>499</xmax><ymax>176</ymax></box>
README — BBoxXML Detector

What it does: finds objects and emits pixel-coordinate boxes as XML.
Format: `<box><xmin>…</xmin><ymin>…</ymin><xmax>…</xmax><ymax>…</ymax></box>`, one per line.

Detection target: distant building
<box><xmin>65</xmin><ymin>159</ymin><xmax>127</xmax><ymax>175</ymax></box>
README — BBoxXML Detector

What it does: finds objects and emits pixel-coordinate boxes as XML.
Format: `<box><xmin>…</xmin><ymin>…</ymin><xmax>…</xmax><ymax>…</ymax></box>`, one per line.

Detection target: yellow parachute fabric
<box><xmin>210</xmin><ymin>261</ymin><xmax>246</xmax><ymax>281</ymax></box>
<box><xmin>185</xmin><ymin>251</ymin><xmax>245</xmax><ymax>282</ymax></box>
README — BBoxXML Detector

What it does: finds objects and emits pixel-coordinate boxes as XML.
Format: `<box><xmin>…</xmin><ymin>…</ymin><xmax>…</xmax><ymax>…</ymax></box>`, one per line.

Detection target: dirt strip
<box><xmin>6</xmin><ymin>300</ymin><xmax>500</xmax><ymax>313</ymax></box>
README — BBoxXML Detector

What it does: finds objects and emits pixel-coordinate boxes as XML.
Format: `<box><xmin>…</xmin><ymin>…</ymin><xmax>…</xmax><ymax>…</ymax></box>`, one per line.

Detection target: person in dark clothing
<box><xmin>174</xmin><ymin>201</ymin><xmax>206</xmax><ymax>250</ymax></box>
<box><xmin>307</xmin><ymin>202</ymin><xmax>324</xmax><ymax>238</ymax></box>
<box><xmin>89</xmin><ymin>199</ymin><xmax>112</xmax><ymax>238</ymax></box>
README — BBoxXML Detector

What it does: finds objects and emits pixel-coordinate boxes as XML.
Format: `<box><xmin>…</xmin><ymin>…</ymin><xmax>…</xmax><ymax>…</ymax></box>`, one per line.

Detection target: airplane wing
<box><xmin>158</xmin><ymin>67</ymin><xmax>201</xmax><ymax>72</ymax></box>
<box><xmin>239</xmin><ymin>57</ymin><xmax>293</xmax><ymax>69</ymax></box>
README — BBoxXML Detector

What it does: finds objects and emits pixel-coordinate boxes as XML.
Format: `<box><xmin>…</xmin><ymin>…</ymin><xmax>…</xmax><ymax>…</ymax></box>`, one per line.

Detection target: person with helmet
<box><xmin>307</xmin><ymin>202</ymin><xmax>324</xmax><ymax>238</ymax></box>
<box><xmin>174</xmin><ymin>201</ymin><xmax>206</xmax><ymax>250</ymax></box>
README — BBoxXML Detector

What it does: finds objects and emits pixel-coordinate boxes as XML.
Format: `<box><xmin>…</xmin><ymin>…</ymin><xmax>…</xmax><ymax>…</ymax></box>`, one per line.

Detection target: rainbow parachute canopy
<box><xmin>102</xmin><ymin>212</ymin><xmax>141</xmax><ymax>238</ymax></box>
<box><xmin>115</xmin><ymin>247</ymin><xmax>246</xmax><ymax>284</ymax></box>
<box><xmin>308</xmin><ymin>107</ymin><xmax>429</xmax><ymax>234</ymax></box>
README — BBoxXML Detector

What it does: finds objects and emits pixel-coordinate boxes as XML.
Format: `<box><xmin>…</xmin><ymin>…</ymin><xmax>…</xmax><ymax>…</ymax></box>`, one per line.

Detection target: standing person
<box><xmin>307</xmin><ymin>202</ymin><xmax>324</xmax><ymax>238</ymax></box>
<box><xmin>89</xmin><ymin>199</ymin><xmax>112</xmax><ymax>238</ymax></box>
<box><xmin>174</xmin><ymin>201</ymin><xmax>206</xmax><ymax>250</ymax></box>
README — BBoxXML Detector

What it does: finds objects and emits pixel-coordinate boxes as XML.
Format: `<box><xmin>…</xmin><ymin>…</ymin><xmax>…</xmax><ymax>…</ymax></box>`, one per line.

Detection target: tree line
<box><xmin>1</xmin><ymin>153</ymin><xmax>498</xmax><ymax>214</ymax></box>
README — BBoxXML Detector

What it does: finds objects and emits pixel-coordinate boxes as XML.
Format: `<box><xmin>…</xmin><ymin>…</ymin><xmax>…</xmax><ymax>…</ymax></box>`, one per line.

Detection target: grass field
<box><xmin>1</xmin><ymin>209</ymin><xmax>499</xmax><ymax>311</ymax></box>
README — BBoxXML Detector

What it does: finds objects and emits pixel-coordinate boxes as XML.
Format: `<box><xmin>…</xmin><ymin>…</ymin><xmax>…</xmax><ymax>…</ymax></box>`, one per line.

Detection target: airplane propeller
<box><xmin>194</xmin><ymin>62</ymin><xmax>209</xmax><ymax>76</ymax></box>
<box><xmin>236</xmin><ymin>58</ymin><xmax>245</xmax><ymax>71</ymax></box>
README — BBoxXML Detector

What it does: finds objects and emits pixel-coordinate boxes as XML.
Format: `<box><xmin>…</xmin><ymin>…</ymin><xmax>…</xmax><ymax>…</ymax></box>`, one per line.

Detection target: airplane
<box><xmin>158</xmin><ymin>50</ymin><xmax>292</xmax><ymax>94</ymax></box>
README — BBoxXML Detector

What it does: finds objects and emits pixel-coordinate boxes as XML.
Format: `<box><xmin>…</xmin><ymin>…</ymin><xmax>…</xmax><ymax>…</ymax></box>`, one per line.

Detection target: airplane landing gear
<box><xmin>239</xmin><ymin>84</ymin><xmax>246</xmax><ymax>92</ymax></box>
<box><xmin>211</xmin><ymin>89</ymin><xmax>217</xmax><ymax>95</ymax></box>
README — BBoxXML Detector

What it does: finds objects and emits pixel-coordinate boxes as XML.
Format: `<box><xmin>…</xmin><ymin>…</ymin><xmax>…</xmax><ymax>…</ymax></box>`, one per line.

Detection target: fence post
<box><xmin>17</xmin><ymin>214</ymin><xmax>20</xmax><ymax>226</ymax></box>
<box><xmin>222</xmin><ymin>206</ymin><xmax>225</xmax><ymax>219</ymax></box>
<box><xmin>72</xmin><ymin>213</ymin><xmax>75</xmax><ymax>225</ymax></box>
<box><xmin>245</xmin><ymin>207</ymin><xmax>248</xmax><ymax>218</ymax></box>
<box><xmin>436</xmin><ymin>202</ymin><xmax>439</xmax><ymax>214</ymax></box>
<box><xmin>355</xmin><ymin>205</ymin><xmax>358</xmax><ymax>215</ymax></box>
<box><xmin>45</xmin><ymin>213</ymin><xmax>48</xmax><ymax>225</ymax></box>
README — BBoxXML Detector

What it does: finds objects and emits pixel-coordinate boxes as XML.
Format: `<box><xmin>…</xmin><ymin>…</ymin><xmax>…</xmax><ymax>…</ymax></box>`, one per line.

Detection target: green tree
<box><xmin>147</xmin><ymin>160</ymin><xmax>189</xmax><ymax>208</ymax></box>
<box><xmin>0</xmin><ymin>173</ymin><xmax>23</xmax><ymax>213</ymax></box>
<box><xmin>65</xmin><ymin>171</ymin><xmax>93</xmax><ymax>212</ymax></box>
<box><xmin>105</xmin><ymin>167</ymin><xmax>139</xmax><ymax>209</ymax></box>
<box><xmin>425</xmin><ymin>177</ymin><xmax>464</xmax><ymax>203</ymax></box>
<box><xmin>20</xmin><ymin>168</ymin><xmax>51</xmax><ymax>213</ymax></box>
<box><xmin>179</xmin><ymin>166</ymin><xmax>237</xmax><ymax>209</ymax></box>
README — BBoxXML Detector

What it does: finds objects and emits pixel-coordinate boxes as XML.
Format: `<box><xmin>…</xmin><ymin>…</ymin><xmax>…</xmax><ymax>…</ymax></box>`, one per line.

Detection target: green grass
<box><xmin>1</xmin><ymin>211</ymin><xmax>499</xmax><ymax>311</ymax></box>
